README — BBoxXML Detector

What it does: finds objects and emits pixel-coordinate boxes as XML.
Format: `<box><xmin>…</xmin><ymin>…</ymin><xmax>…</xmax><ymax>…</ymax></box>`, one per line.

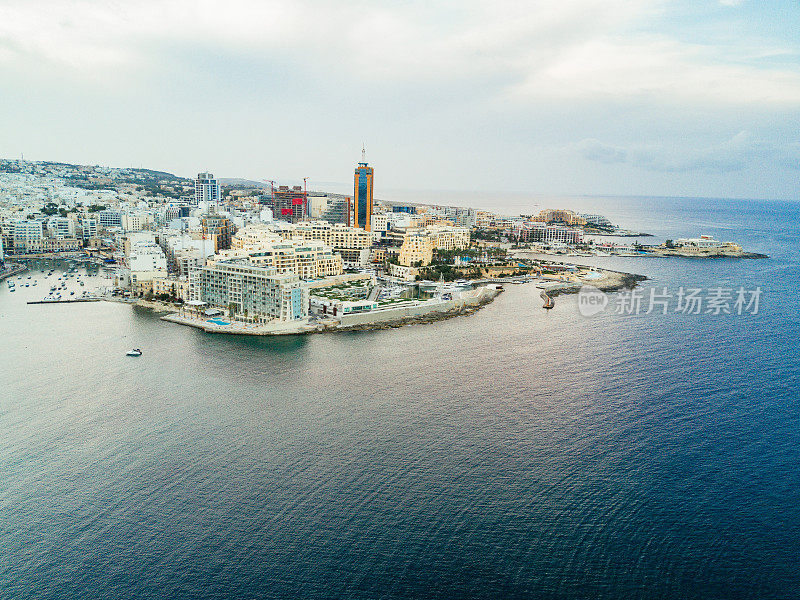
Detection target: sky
<box><xmin>0</xmin><ymin>0</ymin><xmax>798</xmax><ymax>201</ymax></box>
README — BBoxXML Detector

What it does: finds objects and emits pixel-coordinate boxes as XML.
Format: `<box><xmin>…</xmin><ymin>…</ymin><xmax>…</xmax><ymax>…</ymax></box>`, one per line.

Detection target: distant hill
<box><xmin>219</xmin><ymin>178</ymin><xmax>270</xmax><ymax>188</ymax></box>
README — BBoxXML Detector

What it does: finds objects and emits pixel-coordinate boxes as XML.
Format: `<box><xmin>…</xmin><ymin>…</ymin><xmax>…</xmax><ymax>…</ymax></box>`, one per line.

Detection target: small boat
<box><xmin>540</xmin><ymin>290</ymin><xmax>555</xmax><ymax>309</ymax></box>
<box><xmin>126</xmin><ymin>349</ymin><xmax>142</xmax><ymax>357</ymax></box>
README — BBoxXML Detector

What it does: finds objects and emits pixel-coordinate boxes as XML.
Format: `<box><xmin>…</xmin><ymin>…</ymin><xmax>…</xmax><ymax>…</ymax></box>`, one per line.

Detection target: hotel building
<box><xmin>197</xmin><ymin>260</ymin><xmax>308</xmax><ymax>322</ymax></box>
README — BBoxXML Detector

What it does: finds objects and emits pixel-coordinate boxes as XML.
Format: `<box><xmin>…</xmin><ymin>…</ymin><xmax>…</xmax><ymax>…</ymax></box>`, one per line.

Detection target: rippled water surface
<box><xmin>1</xmin><ymin>197</ymin><xmax>799</xmax><ymax>599</ymax></box>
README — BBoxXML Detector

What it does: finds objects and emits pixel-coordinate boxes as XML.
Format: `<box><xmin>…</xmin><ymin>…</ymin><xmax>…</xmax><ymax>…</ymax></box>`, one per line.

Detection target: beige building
<box><xmin>233</xmin><ymin>221</ymin><xmax>372</xmax><ymax>251</ymax></box>
<box><xmin>425</xmin><ymin>225</ymin><xmax>470</xmax><ymax>251</ymax></box>
<box><xmin>399</xmin><ymin>232</ymin><xmax>435</xmax><ymax>267</ymax></box>
<box><xmin>152</xmin><ymin>276</ymin><xmax>192</xmax><ymax>301</ymax></box>
<box><xmin>231</xmin><ymin>224</ymin><xmax>282</xmax><ymax>249</ymax></box>
<box><xmin>533</xmin><ymin>209</ymin><xmax>586</xmax><ymax>226</ymax></box>
<box><xmin>291</xmin><ymin>221</ymin><xmax>372</xmax><ymax>250</ymax></box>
<box><xmin>232</xmin><ymin>221</ymin><xmax>373</xmax><ymax>269</ymax></box>
<box><xmin>214</xmin><ymin>239</ymin><xmax>343</xmax><ymax>280</ymax></box>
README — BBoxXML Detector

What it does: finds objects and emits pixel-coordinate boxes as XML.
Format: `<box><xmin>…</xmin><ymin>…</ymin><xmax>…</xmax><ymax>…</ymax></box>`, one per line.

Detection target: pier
<box><xmin>27</xmin><ymin>298</ymin><xmax>102</xmax><ymax>305</ymax></box>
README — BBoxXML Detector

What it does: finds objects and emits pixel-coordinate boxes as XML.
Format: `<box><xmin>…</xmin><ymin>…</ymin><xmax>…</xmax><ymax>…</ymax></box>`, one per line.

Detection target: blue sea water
<box><xmin>1</xmin><ymin>196</ymin><xmax>799</xmax><ymax>599</ymax></box>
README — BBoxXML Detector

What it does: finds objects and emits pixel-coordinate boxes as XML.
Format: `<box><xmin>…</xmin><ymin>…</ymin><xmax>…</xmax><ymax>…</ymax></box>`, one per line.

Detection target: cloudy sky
<box><xmin>1</xmin><ymin>0</ymin><xmax>798</xmax><ymax>200</ymax></box>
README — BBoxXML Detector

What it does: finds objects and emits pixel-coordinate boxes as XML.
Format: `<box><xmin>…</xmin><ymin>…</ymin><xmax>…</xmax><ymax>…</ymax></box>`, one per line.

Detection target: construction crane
<box><xmin>261</xmin><ymin>179</ymin><xmax>276</xmax><ymax>207</ymax></box>
<box><xmin>303</xmin><ymin>178</ymin><xmax>310</xmax><ymax>217</ymax></box>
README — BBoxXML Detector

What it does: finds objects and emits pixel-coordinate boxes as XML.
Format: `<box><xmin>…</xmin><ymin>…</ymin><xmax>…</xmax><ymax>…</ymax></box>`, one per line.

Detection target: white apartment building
<box><xmin>122</xmin><ymin>211</ymin><xmax>154</xmax><ymax>232</ymax></box>
<box><xmin>194</xmin><ymin>172</ymin><xmax>220</xmax><ymax>207</ymax></box>
<box><xmin>120</xmin><ymin>241</ymin><xmax>168</xmax><ymax>293</ymax></box>
<box><xmin>161</xmin><ymin>233</ymin><xmax>215</xmax><ymax>275</ymax></box>
<box><xmin>129</xmin><ymin>243</ymin><xmax>168</xmax><ymax>273</ymax></box>
<box><xmin>516</xmin><ymin>222</ymin><xmax>582</xmax><ymax>245</ymax></box>
<box><xmin>197</xmin><ymin>260</ymin><xmax>308</xmax><ymax>322</ymax></box>
<box><xmin>370</xmin><ymin>213</ymin><xmax>389</xmax><ymax>234</ymax></box>
<box><xmin>79</xmin><ymin>217</ymin><xmax>98</xmax><ymax>240</ymax></box>
<box><xmin>46</xmin><ymin>216</ymin><xmax>76</xmax><ymax>239</ymax></box>
<box><xmin>96</xmin><ymin>209</ymin><xmax>123</xmax><ymax>229</ymax></box>
<box><xmin>675</xmin><ymin>235</ymin><xmax>724</xmax><ymax>249</ymax></box>
<box><xmin>10</xmin><ymin>219</ymin><xmax>44</xmax><ymax>252</ymax></box>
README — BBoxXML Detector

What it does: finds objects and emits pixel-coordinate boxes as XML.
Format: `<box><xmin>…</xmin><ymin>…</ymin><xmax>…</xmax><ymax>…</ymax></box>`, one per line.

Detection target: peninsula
<box><xmin>3</xmin><ymin>157</ymin><xmax>762</xmax><ymax>337</ymax></box>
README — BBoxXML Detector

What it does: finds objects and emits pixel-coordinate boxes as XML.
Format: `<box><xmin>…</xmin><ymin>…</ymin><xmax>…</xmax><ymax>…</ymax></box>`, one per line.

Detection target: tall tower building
<box><xmin>194</xmin><ymin>172</ymin><xmax>221</xmax><ymax>208</ymax></box>
<box><xmin>353</xmin><ymin>145</ymin><xmax>373</xmax><ymax>231</ymax></box>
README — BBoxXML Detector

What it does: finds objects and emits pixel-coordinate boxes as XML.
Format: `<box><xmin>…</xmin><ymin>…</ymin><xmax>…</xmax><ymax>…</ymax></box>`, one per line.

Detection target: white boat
<box><xmin>126</xmin><ymin>349</ymin><xmax>142</xmax><ymax>357</ymax></box>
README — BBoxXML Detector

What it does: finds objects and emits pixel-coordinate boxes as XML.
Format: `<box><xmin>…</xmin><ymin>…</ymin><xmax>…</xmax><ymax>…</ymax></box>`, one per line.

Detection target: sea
<box><xmin>1</xmin><ymin>196</ymin><xmax>798</xmax><ymax>599</ymax></box>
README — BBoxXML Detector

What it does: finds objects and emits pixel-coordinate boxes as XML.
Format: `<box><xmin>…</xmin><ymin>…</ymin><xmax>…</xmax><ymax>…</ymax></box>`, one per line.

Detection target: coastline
<box><xmin>540</xmin><ymin>269</ymin><xmax>648</xmax><ymax>298</ymax></box>
<box><xmin>156</xmin><ymin>286</ymin><xmax>503</xmax><ymax>335</ymax></box>
<box><xmin>124</xmin><ymin>267</ymin><xmax>649</xmax><ymax>337</ymax></box>
<box><xmin>647</xmin><ymin>248</ymin><xmax>768</xmax><ymax>259</ymax></box>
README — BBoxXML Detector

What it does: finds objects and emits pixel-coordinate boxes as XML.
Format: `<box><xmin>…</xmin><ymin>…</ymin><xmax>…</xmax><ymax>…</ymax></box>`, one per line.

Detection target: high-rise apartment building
<box><xmin>194</xmin><ymin>172</ymin><xmax>221</xmax><ymax>207</ymax></box>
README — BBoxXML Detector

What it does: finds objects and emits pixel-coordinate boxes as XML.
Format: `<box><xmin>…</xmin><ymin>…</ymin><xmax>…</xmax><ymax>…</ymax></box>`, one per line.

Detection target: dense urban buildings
<box><xmin>1</xmin><ymin>155</ymin><xmax>634</xmax><ymax>320</ymax></box>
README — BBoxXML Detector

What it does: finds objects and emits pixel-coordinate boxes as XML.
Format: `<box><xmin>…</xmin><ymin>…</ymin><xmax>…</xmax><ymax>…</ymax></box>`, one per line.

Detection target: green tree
<box><xmin>40</xmin><ymin>202</ymin><xmax>59</xmax><ymax>216</ymax></box>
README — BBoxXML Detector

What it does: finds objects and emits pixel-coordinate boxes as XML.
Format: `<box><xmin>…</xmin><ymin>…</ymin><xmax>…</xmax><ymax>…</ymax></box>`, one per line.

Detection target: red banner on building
<box><xmin>281</xmin><ymin>208</ymin><xmax>293</xmax><ymax>215</ymax></box>
<box><xmin>292</xmin><ymin>198</ymin><xmax>304</xmax><ymax>205</ymax></box>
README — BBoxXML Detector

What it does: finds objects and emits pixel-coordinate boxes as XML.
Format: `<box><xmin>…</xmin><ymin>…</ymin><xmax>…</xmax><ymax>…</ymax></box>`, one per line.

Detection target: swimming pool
<box><xmin>207</xmin><ymin>318</ymin><xmax>230</xmax><ymax>326</ymax></box>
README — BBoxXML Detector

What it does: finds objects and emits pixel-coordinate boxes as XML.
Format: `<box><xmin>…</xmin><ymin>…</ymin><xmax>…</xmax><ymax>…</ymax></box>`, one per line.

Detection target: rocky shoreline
<box><xmin>649</xmin><ymin>248</ymin><xmax>768</xmax><ymax>259</ymax></box>
<box><xmin>334</xmin><ymin>297</ymin><xmax>491</xmax><ymax>332</ymax></box>
<box><xmin>544</xmin><ymin>271</ymin><xmax>648</xmax><ymax>298</ymax></box>
<box><xmin>122</xmin><ymin>269</ymin><xmax>647</xmax><ymax>335</ymax></box>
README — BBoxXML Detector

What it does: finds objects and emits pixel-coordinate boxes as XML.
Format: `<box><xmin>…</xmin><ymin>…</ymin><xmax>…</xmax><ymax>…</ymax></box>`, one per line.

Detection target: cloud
<box><xmin>575</xmin><ymin>131</ymin><xmax>800</xmax><ymax>173</ymax></box>
<box><xmin>510</xmin><ymin>36</ymin><xmax>800</xmax><ymax>106</ymax></box>
<box><xmin>3</xmin><ymin>0</ymin><xmax>798</xmax><ymax>107</ymax></box>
